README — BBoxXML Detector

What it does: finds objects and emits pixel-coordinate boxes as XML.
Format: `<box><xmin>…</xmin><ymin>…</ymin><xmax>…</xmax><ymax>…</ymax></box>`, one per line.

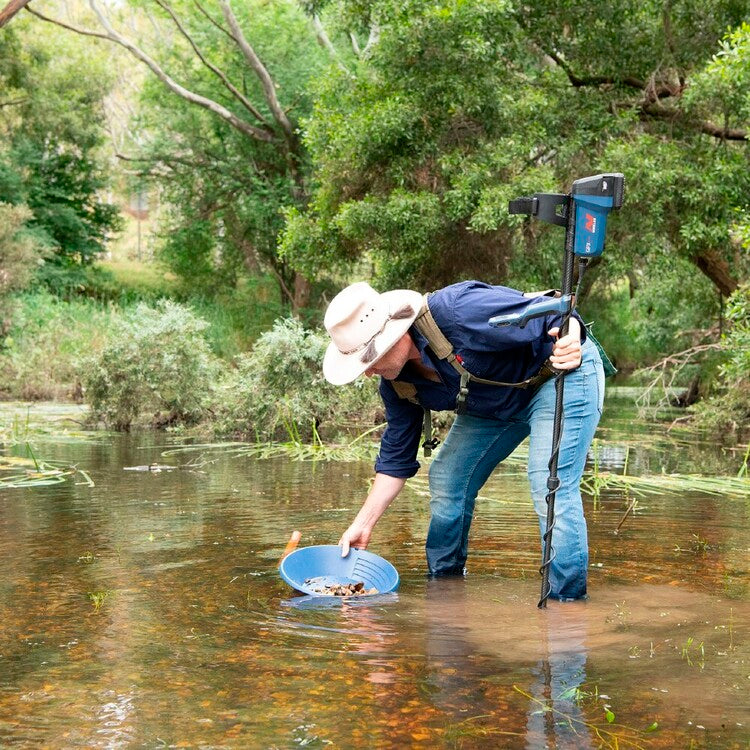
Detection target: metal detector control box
<box><xmin>571</xmin><ymin>173</ymin><xmax>624</xmax><ymax>258</ymax></box>
<box><xmin>489</xmin><ymin>172</ymin><xmax>625</xmax><ymax>328</ymax></box>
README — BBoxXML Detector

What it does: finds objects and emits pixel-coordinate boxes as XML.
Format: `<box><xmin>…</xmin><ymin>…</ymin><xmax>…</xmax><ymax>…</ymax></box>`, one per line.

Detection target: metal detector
<box><xmin>489</xmin><ymin>173</ymin><xmax>625</xmax><ymax>607</ymax></box>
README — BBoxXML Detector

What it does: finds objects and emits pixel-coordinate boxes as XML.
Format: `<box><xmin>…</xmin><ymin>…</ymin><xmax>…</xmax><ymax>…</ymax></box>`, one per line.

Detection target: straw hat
<box><xmin>323</xmin><ymin>282</ymin><xmax>423</xmax><ymax>385</ymax></box>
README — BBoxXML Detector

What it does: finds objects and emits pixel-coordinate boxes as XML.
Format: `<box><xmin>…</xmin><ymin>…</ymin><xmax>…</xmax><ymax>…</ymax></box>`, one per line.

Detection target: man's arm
<box><xmin>338</xmin><ymin>473</ymin><xmax>407</xmax><ymax>556</ymax></box>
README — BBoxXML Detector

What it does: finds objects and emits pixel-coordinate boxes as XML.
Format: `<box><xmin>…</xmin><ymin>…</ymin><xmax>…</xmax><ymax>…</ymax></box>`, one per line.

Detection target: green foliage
<box><xmin>186</xmin><ymin>276</ymin><xmax>284</xmax><ymax>360</ymax></box>
<box><xmin>282</xmin><ymin>0</ymin><xmax>542</xmax><ymax>289</ymax></box>
<box><xmin>722</xmin><ymin>285</ymin><xmax>750</xmax><ymax>382</ymax></box>
<box><xmin>0</xmin><ymin>290</ymin><xmax>114</xmax><ymax>400</ymax></box>
<box><xmin>215</xmin><ymin>317</ymin><xmax>379</xmax><ymax>441</ymax></box>
<box><xmin>0</xmin><ymin>203</ymin><xmax>47</xmax><ymax>316</ymax></box>
<box><xmin>83</xmin><ymin>301</ymin><xmax>221</xmax><ymax>430</ymax></box>
<box><xmin>692</xmin><ymin>285</ymin><xmax>750</xmax><ymax>436</ymax></box>
<box><xmin>0</xmin><ymin>21</ymin><xmax>121</xmax><ymax>279</ymax></box>
<box><xmin>122</xmin><ymin>0</ymin><xmax>329</xmax><ymax>299</ymax></box>
<box><xmin>282</xmin><ymin>0</ymin><xmax>750</xmax><ymax>352</ymax></box>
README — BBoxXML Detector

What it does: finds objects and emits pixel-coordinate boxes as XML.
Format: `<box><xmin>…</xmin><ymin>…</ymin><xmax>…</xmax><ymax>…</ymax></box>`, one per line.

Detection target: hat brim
<box><xmin>323</xmin><ymin>289</ymin><xmax>423</xmax><ymax>385</ymax></box>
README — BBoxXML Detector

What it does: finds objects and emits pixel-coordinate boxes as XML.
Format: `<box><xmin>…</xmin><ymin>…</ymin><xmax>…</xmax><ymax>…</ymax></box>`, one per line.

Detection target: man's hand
<box><xmin>337</xmin><ymin>473</ymin><xmax>407</xmax><ymax>557</ymax></box>
<box><xmin>338</xmin><ymin>521</ymin><xmax>372</xmax><ymax>557</ymax></box>
<box><xmin>548</xmin><ymin>319</ymin><xmax>582</xmax><ymax>370</ymax></box>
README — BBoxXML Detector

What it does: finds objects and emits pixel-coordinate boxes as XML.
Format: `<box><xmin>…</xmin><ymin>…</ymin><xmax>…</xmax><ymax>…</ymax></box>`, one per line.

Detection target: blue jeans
<box><xmin>425</xmin><ymin>339</ymin><xmax>604</xmax><ymax>600</ymax></box>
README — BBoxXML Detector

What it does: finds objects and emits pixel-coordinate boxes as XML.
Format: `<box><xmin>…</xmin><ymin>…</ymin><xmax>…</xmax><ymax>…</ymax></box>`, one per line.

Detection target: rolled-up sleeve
<box><xmin>373</xmin><ymin>380</ymin><xmax>424</xmax><ymax>478</ymax></box>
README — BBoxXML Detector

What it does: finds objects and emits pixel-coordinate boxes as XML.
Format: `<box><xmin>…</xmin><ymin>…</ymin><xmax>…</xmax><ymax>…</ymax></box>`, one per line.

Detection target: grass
<box><xmin>0</xmin><ymin>290</ymin><xmax>115</xmax><ymax>400</ymax></box>
<box><xmin>161</xmin><ymin>422</ymin><xmax>384</xmax><ymax>464</ymax></box>
<box><xmin>97</xmin><ymin>257</ymin><xmax>178</xmax><ymax>299</ymax></box>
<box><xmin>512</xmin><ymin>685</ymin><xmax>652</xmax><ymax>750</ymax></box>
<box><xmin>580</xmin><ymin>440</ymin><xmax>750</xmax><ymax>500</ymax></box>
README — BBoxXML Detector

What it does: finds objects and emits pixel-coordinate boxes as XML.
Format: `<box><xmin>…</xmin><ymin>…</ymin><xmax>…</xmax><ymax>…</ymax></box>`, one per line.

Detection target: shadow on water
<box><xmin>0</xmin><ymin>403</ymin><xmax>748</xmax><ymax>748</ymax></box>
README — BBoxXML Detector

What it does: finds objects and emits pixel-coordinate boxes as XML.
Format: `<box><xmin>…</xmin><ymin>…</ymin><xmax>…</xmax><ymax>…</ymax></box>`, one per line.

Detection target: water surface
<box><xmin>0</xmin><ymin>404</ymin><xmax>748</xmax><ymax>749</ymax></box>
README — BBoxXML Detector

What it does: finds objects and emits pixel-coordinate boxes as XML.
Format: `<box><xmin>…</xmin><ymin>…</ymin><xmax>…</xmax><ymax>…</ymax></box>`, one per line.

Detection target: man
<box><xmin>322</xmin><ymin>280</ymin><xmax>604</xmax><ymax>600</ymax></box>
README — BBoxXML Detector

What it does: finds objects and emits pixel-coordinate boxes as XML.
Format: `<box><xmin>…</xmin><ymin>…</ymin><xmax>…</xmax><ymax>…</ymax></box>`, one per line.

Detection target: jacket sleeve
<box><xmin>446</xmin><ymin>283</ymin><xmax>587</xmax><ymax>351</ymax></box>
<box><xmin>373</xmin><ymin>379</ymin><xmax>424</xmax><ymax>479</ymax></box>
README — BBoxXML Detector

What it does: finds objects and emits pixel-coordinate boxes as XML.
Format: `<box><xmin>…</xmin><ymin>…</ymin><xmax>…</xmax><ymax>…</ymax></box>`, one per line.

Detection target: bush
<box><xmin>0</xmin><ymin>203</ymin><xmax>47</xmax><ymax>320</ymax></box>
<box><xmin>215</xmin><ymin>317</ymin><xmax>380</xmax><ymax>441</ymax></box>
<box><xmin>691</xmin><ymin>284</ymin><xmax>750</xmax><ymax>437</ymax></box>
<box><xmin>0</xmin><ymin>290</ymin><xmax>113</xmax><ymax>400</ymax></box>
<box><xmin>83</xmin><ymin>301</ymin><xmax>220</xmax><ymax>430</ymax></box>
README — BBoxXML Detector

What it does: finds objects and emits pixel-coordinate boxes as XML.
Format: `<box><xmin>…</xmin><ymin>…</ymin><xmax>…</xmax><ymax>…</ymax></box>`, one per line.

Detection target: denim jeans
<box><xmin>425</xmin><ymin>339</ymin><xmax>604</xmax><ymax>600</ymax></box>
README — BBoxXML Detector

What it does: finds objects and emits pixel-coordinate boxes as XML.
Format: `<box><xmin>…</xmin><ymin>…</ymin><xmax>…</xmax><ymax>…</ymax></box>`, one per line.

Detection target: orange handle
<box><xmin>278</xmin><ymin>530</ymin><xmax>301</xmax><ymax>565</ymax></box>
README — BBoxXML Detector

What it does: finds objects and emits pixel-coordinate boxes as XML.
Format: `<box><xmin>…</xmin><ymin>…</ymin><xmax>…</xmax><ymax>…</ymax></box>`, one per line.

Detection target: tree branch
<box><xmin>86</xmin><ymin>0</ymin><xmax>277</xmax><ymax>142</ymax></box>
<box><xmin>0</xmin><ymin>0</ymin><xmax>31</xmax><ymax>27</ymax></box>
<box><xmin>641</xmin><ymin>102</ymin><xmax>747</xmax><ymax>141</ymax></box>
<box><xmin>31</xmin><ymin>2</ymin><xmax>275</xmax><ymax>143</ymax></box>
<box><xmin>698</xmin><ymin>120</ymin><xmax>748</xmax><ymax>142</ymax></box>
<box><xmin>362</xmin><ymin>23</ymin><xmax>380</xmax><ymax>57</ymax></box>
<box><xmin>542</xmin><ymin>45</ymin><xmax>747</xmax><ymax>142</ymax></box>
<box><xmin>0</xmin><ymin>97</ymin><xmax>28</xmax><ymax>108</ymax></box>
<box><xmin>218</xmin><ymin>0</ymin><xmax>294</xmax><ymax>142</ymax></box>
<box><xmin>544</xmin><ymin>47</ymin><xmax>646</xmax><ymax>90</ymax></box>
<box><xmin>26</xmin><ymin>6</ymin><xmax>110</xmax><ymax>39</ymax></box>
<box><xmin>311</xmin><ymin>14</ymin><xmax>351</xmax><ymax>75</ymax></box>
<box><xmin>193</xmin><ymin>0</ymin><xmax>233</xmax><ymax>41</ymax></box>
<box><xmin>154</xmin><ymin>0</ymin><xmax>274</xmax><ymax>129</ymax></box>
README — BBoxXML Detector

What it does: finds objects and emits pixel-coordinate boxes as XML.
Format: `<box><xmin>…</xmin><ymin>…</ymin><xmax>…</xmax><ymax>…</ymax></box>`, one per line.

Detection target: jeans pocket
<box><xmin>580</xmin><ymin>348</ymin><xmax>604</xmax><ymax>416</ymax></box>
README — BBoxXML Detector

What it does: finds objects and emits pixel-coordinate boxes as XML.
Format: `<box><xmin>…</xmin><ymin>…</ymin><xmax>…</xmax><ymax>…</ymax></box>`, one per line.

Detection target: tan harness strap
<box><xmin>391</xmin><ymin>380</ymin><xmax>419</xmax><ymax>403</ymax></box>
<box><xmin>391</xmin><ymin>379</ymin><xmax>439</xmax><ymax>457</ymax></box>
<box><xmin>412</xmin><ymin>294</ymin><xmax>552</xmax><ymax>391</ymax></box>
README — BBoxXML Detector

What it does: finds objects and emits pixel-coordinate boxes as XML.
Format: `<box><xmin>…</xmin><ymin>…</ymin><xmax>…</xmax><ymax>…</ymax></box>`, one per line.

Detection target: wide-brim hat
<box><xmin>323</xmin><ymin>282</ymin><xmax>423</xmax><ymax>385</ymax></box>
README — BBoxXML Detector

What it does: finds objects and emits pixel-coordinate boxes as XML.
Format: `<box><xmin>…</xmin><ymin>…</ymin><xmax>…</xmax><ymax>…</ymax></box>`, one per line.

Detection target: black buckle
<box><xmin>422</xmin><ymin>437</ymin><xmax>440</xmax><ymax>451</ymax></box>
<box><xmin>455</xmin><ymin>378</ymin><xmax>469</xmax><ymax>415</ymax></box>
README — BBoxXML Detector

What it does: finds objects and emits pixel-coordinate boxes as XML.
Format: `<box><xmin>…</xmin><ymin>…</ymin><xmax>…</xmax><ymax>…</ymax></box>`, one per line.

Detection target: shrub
<box><xmin>0</xmin><ymin>290</ymin><xmax>113</xmax><ymax>400</ymax></box>
<box><xmin>215</xmin><ymin>317</ymin><xmax>380</xmax><ymax>441</ymax></box>
<box><xmin>691</xmin><ymin>285</ymin><xmax>750</xmax><ymax>438</ymax></box>
<box><xmin>83</xmin><ymin>301</ymin><xmax>220</xmax><ymax>430</ymax></box>
<box><xmin>0</xmin><ymin>203</ymin><xmax>47</xmax><ymax>320</ymax></box>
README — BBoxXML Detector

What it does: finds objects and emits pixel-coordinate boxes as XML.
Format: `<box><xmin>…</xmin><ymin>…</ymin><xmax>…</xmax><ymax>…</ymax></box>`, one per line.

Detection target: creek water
<box><xmin>0</xmin><ymin>400</ymin><xmax>748</xmax><ymax>749</ymax></box>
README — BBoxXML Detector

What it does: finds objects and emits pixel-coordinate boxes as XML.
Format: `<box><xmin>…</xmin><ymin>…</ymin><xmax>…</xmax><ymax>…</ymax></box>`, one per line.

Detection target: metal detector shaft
<box><xmin>491</xmin><ymin>174</ymin><xmax>624</xmax><ymax>607</ymax></box>
<box><xmin>538</xmin><ymin>196</ymin><xmax>576</xmax><ymax>609</ymax></box>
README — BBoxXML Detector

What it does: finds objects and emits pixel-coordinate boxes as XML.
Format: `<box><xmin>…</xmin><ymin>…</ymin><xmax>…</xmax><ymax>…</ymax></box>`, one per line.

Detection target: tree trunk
<box><xmin>293</xmin><ymin>272</ymin><xmax>311</xmax><ymax>314</ymax></box>
<box><xmin>693</xmin><ymin>249</ymin><xmax>738</xmax><ymax>297</ymax></box>
<box><xmin>0</xmin><ymin>0</ymin><xmax>31</xmax><ymax>27</ymax></box>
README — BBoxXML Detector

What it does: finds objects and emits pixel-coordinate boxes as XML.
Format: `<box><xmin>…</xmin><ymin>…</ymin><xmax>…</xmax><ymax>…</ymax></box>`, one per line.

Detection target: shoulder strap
<box><xmin>413</xmin><ymin>294</ymin><xmax>552</xmax><ymax>414</ymax></box>
<box><xmin>391</xmin><ymin>380</ymin><xmax>419</xmax><ymax>404</ymax></box>
<box><xmin>390</xmin><ymin>378</ymin><xmax>439</xmax><ymax>457</ymax></box>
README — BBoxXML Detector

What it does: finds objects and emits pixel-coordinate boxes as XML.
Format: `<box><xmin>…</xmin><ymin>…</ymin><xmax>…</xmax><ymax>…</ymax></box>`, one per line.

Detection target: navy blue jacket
<box><xmin>374</xmin><ymin>281</ymin><xmax>584</xmax><ymax>478</ymax></box>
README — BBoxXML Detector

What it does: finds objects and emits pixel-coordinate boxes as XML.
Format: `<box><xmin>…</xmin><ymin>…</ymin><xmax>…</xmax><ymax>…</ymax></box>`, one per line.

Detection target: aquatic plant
<box><xmin>88</xmin><ymin>590</ymin><xmax>111</xmax><ymax>613</ymax></box>
<box><xmin>0</xmin><ymin>407</ymin><xmax>101</xmax><ymax>448</ymax></box>
<box><xmin>581</xmin><ymin>440</ymin><xmax>750</xmax><ymax>500</ymax></box>
<box><xmin>680</xmin><ymin>637</ymin><xmax>705</xmax><ymax>669</ymax></box>
<box><xmin>0</xmin><ymin>444</ymin><xmax>94</xmax><ymax>488</ymax></box>
<box><xmin>513</xmin><ymin>685</ymin><xmax>651</xmax><ymax>750</ymax></box>
<box><xmin>162</xmin><ymin>421</ymin><xmax>385</xmax><ymax>464</ymax></box>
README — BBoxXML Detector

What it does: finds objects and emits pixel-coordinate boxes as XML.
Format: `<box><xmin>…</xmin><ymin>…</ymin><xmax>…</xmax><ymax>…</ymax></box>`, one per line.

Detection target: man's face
<box><xmin>364</xmin><ymin>334</ymin><xmax>411</xmax><ymax>380</ymax></box>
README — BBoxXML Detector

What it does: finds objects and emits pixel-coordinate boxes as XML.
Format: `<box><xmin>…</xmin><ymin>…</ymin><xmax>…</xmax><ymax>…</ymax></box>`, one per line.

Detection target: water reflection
<box><xmin>0</xmin><ymin>424</ymin><xmax>748</xmax><ymax>748</ymax></box>
<box><xmin>421</xmin><ymin>577</ymin><xmax>593</xmax><ymax>749</ymax></box>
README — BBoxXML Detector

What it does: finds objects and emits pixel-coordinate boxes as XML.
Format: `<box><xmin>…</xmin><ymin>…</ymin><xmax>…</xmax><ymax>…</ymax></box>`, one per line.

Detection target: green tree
<box><xmin>0</xmin><ymin>22</ymin><xmax>121</xmax><ymax>289</ymax></box>
<box><xmin>281</xmin><ymin>0</ymin><xmax>750</xmax><ymax>304</ymax></box>
<box><xmin>0</xmin><ymin>203</ymin><xmax>47</xmax><ymax>322</ymax></box>
<box><xmin>29</xmin><ymin>0</ymin><xmax>340</xmax><ymax>310</ymax></box>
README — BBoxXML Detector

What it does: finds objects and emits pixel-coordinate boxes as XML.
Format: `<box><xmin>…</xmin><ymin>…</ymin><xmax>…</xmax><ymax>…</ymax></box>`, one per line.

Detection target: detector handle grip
<box><xmin>488</xmin><ymin>294</ymin><xmax>573</xmax><ymax>329</ymax></box>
